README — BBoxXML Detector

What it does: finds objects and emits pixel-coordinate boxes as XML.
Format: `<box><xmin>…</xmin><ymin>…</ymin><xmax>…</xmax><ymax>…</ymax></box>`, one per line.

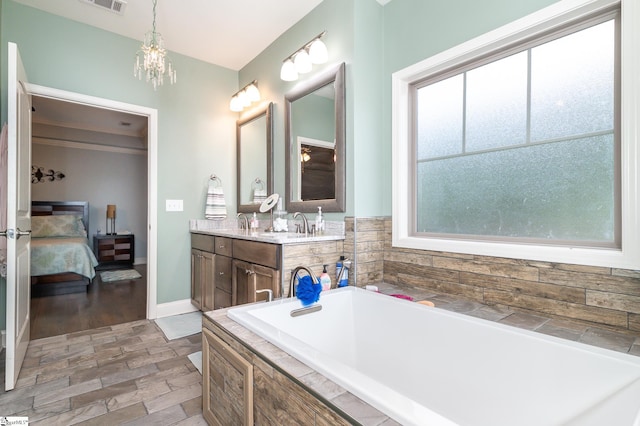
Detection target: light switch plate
<box><xmin>166</xmin><ymin>199</ymin><xmax>183</xmax><ymax>212</ymax></box>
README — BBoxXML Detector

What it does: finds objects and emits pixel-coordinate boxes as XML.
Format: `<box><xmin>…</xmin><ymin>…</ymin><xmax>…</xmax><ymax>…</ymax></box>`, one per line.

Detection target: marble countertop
<box><xmin>190</xmin><ymin>227</ymin><xmax>345</xmax><ymax>244</ymax></box>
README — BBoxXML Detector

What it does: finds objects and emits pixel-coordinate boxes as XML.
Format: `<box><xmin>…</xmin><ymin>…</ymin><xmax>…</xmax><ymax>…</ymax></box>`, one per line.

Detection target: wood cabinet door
<box><xmin>253</xmin><ymin>263</ymin><xmax>281</xmax><ymax>301</ymax></box>
<box><xmin>201</xmin><ymin>250</ymin><xmax>215</xmax><ymax>312</ymax></box>
<box><xmin>232</xmin><ymin>259</ymin><xmax>253</xmax><ymax>306</ymax></box>
<box><xmin>202</xmin><ymin>327</ymin><xmax>253</xmax><ymax>426</ymax></box>
<box><xmin>233</xmin><ymin>260</ymin><xmax>280</xmax><ymax>305</ymax></box>
<box><xmin>190</xmin><ymin>249</ymin><xmax>202</xmax><ymax>309</ymax></box>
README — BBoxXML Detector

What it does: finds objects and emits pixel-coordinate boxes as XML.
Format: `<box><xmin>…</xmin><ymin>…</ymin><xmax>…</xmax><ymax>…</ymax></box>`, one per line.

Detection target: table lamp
<box><xmin>106</xmin><ymin>204</ymin><xmax>116</xmax><ymax>235</ymax></box>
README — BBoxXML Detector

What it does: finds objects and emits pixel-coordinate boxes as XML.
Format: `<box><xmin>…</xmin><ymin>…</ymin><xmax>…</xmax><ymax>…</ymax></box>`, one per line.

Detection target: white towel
<box><xmin>205</xmin><ymin>185</ymin><xmax>227</xmax><ymax>219</ymax></box>
<box><xmin>253</xmin><ymin>188</ymin><xmax>267</xmax><ymax>205</ymax></box>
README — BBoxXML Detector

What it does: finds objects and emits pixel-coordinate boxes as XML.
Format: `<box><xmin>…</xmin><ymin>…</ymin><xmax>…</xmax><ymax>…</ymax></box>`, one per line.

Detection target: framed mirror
<box><xmin>285</xmin><ymin>62</ymin><xmax>345</xmax><ymax>213</ymax></box>
<box><xmin>237</xmin><ymin>102</ymin><xmax>274</xmax><ymax>213</ymax></box>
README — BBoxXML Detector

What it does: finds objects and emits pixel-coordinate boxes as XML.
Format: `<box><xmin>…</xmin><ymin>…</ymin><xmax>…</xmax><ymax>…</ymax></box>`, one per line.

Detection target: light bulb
<box><xmin>280</xmin><ymin>59</ymin><xmax>298</xmax><ymax>81</ymax></box>
<box><xmin>294</xmin><ymin>50</ymin><xmax>312</xmax><ymax>74</ymax></box>
<box><xmin>308</xmin><ymin>39</ymin><xmax>328</xmax><ymax>64</ymax></box>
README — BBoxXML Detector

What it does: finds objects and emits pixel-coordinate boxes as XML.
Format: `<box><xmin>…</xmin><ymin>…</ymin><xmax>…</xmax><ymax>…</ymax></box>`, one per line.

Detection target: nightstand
<box><xmin>93</xmin><ymin>234</ymin><xmax>135</xmax><ymax>270</ymax></box>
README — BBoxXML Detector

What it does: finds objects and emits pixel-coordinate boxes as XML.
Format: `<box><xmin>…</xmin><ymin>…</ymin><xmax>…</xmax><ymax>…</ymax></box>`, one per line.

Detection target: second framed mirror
<box><xmin>285</xmin><ymin>62</ymin><xmax>345</xmax><ymax>213</ymax></box>
<box><xmin>237</xmin><ymin>102</ymin><xmax>274</xmax><ymax>213</ymax></box>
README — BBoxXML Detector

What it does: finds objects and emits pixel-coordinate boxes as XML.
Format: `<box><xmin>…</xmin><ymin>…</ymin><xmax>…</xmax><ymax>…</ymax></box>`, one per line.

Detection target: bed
<box><xmin>30</xmin><ymin>201</ymin><xmax>99</xmax><ymax>297</ymax></box>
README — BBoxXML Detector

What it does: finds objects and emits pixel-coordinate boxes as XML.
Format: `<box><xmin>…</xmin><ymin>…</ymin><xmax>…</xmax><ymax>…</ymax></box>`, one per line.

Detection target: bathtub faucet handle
<box><xmin>256</xmin><ymin>288</ymin><xmax>273</xmax><ymax>302</ymax></box>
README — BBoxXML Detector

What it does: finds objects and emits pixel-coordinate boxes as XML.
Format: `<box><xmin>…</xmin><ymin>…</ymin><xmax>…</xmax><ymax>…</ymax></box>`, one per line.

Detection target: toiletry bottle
<box><xmin>336</xmin><ymin>255</ymin><xmax>349</xmax><ymax>287</ymax></box>
<box><xmin>251</xmin><ymin>212</ymin><xmax>259</xmax><ymax>230</ymax></box>
<box><xmin>336</xmin><ymin>256</ymin><xmax>343</xmax><ymax>281</ymax></box>
<box><xmin>320</xmin><ymin>264</ymin><xmax>331</xmax><ymax>291</ymax></box>
<box><xmin>315</xmin><ymin>206</ymin><xmax>323</xmax><ymax>234</ymax></box>
<box><xmin>339</xmin><ymin>259</ymin><xmax>350</xmax><ymax>287</ymax></box>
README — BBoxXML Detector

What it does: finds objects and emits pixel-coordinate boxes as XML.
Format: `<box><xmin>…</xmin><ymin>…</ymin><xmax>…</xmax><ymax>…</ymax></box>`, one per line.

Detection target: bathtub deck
<box><xmin>209</xmin><ymin>282</ymin><xmax>640</xmax><ymax>425</ymax></box>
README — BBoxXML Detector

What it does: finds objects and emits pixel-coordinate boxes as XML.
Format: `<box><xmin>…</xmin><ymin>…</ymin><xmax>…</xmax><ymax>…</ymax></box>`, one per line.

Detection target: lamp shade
<box><xmin>229</xmin><ymin>95</ymin><xmax>243</xmax><ymax>112</ymax></box>
<box><xmin>294</xmin><ymin>50</ymin><xmax>312</xmax><ymax>74</ymax></box>
<box><xmin>308</xmin><ymin>38</ymin><xmax>328</xmax><ymax>64</ymax></box>
<box><xmin>245</xmin><ymin>83</ymin><xmax>260</xmax><ymax>102</ymax></box>
<box><xmin>280</xmin><ymin>59</ymin><xmax>298</xmax><ymax>81</ymax></box>
<box><xmin>106</xmin><ymin>204</ymin><xmax>116</xmax><ymax>219</ymax></box>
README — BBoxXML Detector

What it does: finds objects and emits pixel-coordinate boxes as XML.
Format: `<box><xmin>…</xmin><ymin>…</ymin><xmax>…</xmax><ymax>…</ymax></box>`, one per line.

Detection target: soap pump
<box><xmin>320</xmin><ymin>264</ymin><xmax>331</xmax><ymax>291</ymax></box>
<box><xmin>315</xmin><ymin>206</ymin><xmax>324</xmax><ymax>234</ymax></box>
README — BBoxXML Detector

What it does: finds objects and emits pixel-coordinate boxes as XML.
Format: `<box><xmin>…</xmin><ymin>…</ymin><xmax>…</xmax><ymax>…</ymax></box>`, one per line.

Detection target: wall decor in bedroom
<box><xmin>31</xmin><ymin>166</ymin><xmax>65</xmax><ymax>183</ymax></box>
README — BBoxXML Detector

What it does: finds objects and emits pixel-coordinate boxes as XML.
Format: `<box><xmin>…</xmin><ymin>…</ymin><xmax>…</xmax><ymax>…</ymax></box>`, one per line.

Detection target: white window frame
<box><xmin>392</xmin><ymin>0</ymin><xmax>640</xmax><ymax>269</ymax></box>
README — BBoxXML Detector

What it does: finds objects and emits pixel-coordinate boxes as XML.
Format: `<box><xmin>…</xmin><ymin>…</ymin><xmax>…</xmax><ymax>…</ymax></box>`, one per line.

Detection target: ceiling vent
<box><xmin>81</xmin><ymin>0</ymin><xmax>127</xmax><ymax>15</ymax></box>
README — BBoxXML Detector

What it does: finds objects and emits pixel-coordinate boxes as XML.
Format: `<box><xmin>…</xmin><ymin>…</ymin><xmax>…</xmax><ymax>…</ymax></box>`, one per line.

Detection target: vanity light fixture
<box><xmin>134</xmin><ymin>0</ymin><xmax>176</xmax><ymax>90</ymax></box>
<box><xmin>230</xmin><ymin>80</ymin><xmax>261</xmax><ymax>112</ymax></box>
<box><xmin>280</xmin><ymin>31</ymin><xmax>328</xmax><ymax>82</ymax></box>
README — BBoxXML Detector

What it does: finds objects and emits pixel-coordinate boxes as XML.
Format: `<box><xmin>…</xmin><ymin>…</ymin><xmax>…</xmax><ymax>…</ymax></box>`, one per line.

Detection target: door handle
<box><xmin>5</xmin><ymin>228</ymin><xmax>31</xmax><ymax>239</ymax></box>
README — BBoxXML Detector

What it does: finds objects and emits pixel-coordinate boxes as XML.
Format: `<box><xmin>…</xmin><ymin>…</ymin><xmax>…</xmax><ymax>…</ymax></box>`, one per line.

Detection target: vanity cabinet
<box><xmin>191</xmin><ymin>233</ymin><xmax>281</xmax><ymax>311</ymax></box>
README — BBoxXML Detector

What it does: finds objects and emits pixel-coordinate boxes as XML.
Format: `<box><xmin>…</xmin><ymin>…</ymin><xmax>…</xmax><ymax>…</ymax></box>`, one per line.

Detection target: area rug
<box><xmin>155</xmin><ymin>311</ymin><xmax>202</xmax><ymax>340</ymax></box>
<box><xmin>100</xmin><ymin>269</ymin><xmax>142</xmax><ymax>282</ymax></box>
<box><xmin>188</xmin><ymin>351</ymin><xmax>202</xmax><ymax>374</ymax></box>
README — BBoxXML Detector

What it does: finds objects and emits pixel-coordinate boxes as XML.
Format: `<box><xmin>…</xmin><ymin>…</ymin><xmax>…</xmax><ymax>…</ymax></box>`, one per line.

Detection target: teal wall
<box><xmin>1</xmin><ymin>0</ymin><xmax>238</xmax><ymax>309</ymax></box>
<box><xmin>0</xmin><ymin>0</ymin><xmax>564</xmax><ymax>329</ymax></box>
<box><xmin>238</xmin><ymin>0</ymin><xmax>356</xmax><ymax>217</ymax></box>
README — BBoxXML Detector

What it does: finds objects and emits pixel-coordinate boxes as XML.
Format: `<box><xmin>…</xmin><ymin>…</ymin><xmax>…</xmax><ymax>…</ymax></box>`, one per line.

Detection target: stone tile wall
<box><xmin>346</xmin><ymin>216</ymin><xmax>640</xmax><ymax>333</ymax></box>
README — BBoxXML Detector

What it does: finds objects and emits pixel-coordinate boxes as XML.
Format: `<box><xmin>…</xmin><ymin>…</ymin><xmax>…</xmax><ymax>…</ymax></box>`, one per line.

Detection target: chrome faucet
<box><xmin>288</xmin><ymin>266</ymin><xmax>319</xmax><ymax>298</ymax></box>
<box><xmin>293</xmin><ymin>212</ymin><xmax>310</xmax><ymax>236</ymax></box>
<box><xmin>236</xmin><ymin>212</ymin><xmax>249</xmax><ymax>230</ymax></box>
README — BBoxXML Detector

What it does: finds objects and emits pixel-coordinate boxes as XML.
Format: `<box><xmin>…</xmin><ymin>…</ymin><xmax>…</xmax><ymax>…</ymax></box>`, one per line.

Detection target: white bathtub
<box><xmin>227</xmin><ymin>286</ymin><xmax>640</xmax><ymax>426</ymax></box>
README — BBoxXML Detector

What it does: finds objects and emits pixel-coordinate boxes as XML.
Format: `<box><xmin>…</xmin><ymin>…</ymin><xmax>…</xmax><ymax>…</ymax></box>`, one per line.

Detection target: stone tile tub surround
<box><xmin>344</xmin><ymin>217</ymin><xmax>640</xmax><ymax>334</ymax></box>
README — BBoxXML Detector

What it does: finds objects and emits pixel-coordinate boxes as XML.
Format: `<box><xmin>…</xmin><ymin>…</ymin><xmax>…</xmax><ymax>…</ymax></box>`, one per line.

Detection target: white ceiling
<box><xmin>18</xmin><ymin>0</ymin><xmax>392</xmax><ymax>147</ymax></box>
<box><xmin>14</xmin><ymin>0</ymin><xmax>326</xmax><ymax>71</ymax></box>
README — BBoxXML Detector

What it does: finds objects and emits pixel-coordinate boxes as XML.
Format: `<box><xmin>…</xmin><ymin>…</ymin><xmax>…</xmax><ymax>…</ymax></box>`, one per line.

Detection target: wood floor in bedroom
<box><xmin>30</xmin><ymin>264</ymin><xmax>148</xmax><ymax>340</ymax></box>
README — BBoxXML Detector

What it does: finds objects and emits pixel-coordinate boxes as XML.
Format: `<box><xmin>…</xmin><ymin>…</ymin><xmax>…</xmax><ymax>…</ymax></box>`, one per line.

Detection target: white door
<box><xmin>4</xmin><ymin>42</ymin><xmax>32</xmax><ymax>391</ymax></box>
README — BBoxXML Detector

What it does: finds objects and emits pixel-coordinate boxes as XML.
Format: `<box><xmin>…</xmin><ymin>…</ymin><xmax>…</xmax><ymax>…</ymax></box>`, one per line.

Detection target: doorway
<box><xmin>26</xmin><ymin>84</ymin><xmax>158</xmax><ymax>334</ymax></box>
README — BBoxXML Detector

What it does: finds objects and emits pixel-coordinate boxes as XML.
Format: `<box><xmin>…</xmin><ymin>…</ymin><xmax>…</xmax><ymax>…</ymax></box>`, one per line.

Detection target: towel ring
<box><xmin>209</xmin><ymin>174</ymin><xmax>222</xmax><ymax>187</ymax></box>
<box><xmin>252</xmin><ymin>178</ymin><xmax>264</xmax><ymax>191</ymax></box>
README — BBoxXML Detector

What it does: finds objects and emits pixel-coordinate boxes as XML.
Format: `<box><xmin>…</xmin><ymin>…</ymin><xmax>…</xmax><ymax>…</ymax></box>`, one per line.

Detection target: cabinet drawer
<box><xmin>214</xmin><ymin>289</ymin><xmax>232</xmax><ymax>310</ymax></box>
<box><xmin>215</xmin><ymin>237</ymin><xmax>233</xmax><ymax>257</ymax></box>
<box><xmin>233</xmin><ymin>240</ymin><xmax>280</xmax><ymax>269</ymax></box>
<box><xmin>191</xmin><ymin>233</ymin><xmax>216</xmax><ymax>252</ymax></box>
<box><xmin>215</xmin><ymin>255</ymin><xmax>232</xmax><ymax>293</ymax></box>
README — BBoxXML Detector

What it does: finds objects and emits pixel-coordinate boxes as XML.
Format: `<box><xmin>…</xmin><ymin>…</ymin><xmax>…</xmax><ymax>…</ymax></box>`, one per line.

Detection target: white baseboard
<box><xmin>133</xmin><ymin>257</ymin><xmax>147</xmax><ymax>266</ymax></box>
<box><xmin>156</xmin><ymin>298</ymin><xmax>199</xmax><ymax>318</ymax></box>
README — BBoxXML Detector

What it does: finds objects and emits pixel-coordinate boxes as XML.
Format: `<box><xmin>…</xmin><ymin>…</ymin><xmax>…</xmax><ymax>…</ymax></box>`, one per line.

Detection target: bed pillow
<box><xmin>31</xmin><ymin>214</ymin><xmax>87</xmax><ymax>238</ymax></box>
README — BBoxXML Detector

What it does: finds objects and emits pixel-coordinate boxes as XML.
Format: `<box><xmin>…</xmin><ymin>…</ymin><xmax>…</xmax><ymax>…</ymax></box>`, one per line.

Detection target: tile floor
<box><xmin>0</xmin><ymin>319</ymin><xmax>205</xmax><ymax>425</ymax></box>
<box><xmin>1</xmin><ymin>283</ymin><xmax>639</xmax><ymax>425</ymax></box>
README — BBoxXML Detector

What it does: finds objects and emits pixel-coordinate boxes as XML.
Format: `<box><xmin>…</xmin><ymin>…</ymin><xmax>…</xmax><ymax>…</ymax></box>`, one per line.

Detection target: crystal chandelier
<box><xmin>134</xmin><ymin>0</ymin><xmax>176</xmax><ymax>90</ymax></box>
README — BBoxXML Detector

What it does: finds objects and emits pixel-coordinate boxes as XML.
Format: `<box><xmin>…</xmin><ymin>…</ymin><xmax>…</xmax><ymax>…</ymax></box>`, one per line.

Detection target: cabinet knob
<box><xmin>218</xmin><ymin>271</ymin><xmax>224</xmax><ymax>276</ymax></box>
<box><xmin>245</xmin><ymin>269</ymin><xmax>254</xmax><ymax>275</ymax></box>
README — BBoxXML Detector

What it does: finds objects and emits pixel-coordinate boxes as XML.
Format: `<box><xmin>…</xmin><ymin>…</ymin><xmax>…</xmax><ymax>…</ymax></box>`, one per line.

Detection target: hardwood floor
<box><xmin>30</xmin><ymin>264</ymin><xmax>147</xmax><ymax>340</ymax></box>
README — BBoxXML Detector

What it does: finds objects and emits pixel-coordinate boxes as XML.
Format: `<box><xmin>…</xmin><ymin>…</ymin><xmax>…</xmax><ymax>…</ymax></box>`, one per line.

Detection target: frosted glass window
<box><xmin>530</xmin><ymin>20</ymin><xmax>615</xmax><ymax>141</ymax></box>
<box><xmin>466</xmin><ymin>52</ymin><xmax>528</xmax><ymax>151</ymax></box>
<box><xmin>413</xmin><ymin>16</ymin><xmax>618</xmax><ymax>246</ymax></box>
<box><xmin>416</xmin><ymin>75</ymin><xmax>463</xmax><ymax>159</ymax></box>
